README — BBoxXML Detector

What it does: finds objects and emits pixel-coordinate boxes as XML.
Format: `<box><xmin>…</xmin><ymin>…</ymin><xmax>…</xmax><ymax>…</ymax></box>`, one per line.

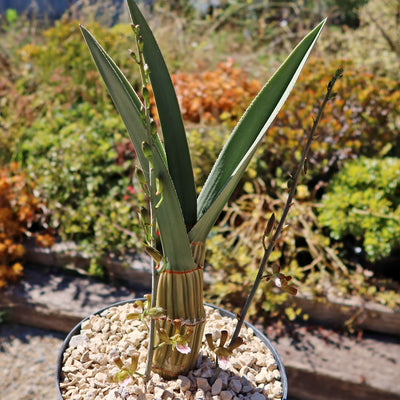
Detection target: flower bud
<box><xmin>131</xmin><ymin>24</ymin><xmax>140</xmax><ymax>36</ymax></box>
<box><xmin>134</xmin><ymin>300</ymin><xmax>144</xmax><ymax>309</ymax></box>
<box><xmin>151</xmin><ymin>119</ymin><xmax>158</xmax><ymax>136</ymax></box>
<box><xmin>145</xmin><ymin>245</ymin><xmax>163</xmax><ymax>264</ymax></box>
<box><xmin>126</xmin><ymin>312</ymin><xmax>141</xmax><ymax>320</ymax></box>
<box><xmin>138</xmin><ymin>206</ymin><xmax>150</xmax><ymax>225</ymax></box>
<box><xmin>109</xmin><ymin>349</ymin><xmax>124</xmax><ymax>369</ymax></box>
<box><xmin>129</xmin><ymin>351</ymin><xmax>140</xmax><ymax>371</ymax></box>
<box><xmin>136</xmin><ymin>168</ymin><xmax>147</xmax><ymax>186</ymax></box>
<box><xmin>148</xmin><ymin>307</ymin><xmax>164</xmax><ymax>319</ymax></box>
<box><xmin>155</xmin><ymin>177</ymin><xmax>163</xmax><ymax>196</ymax></box>
<box><xmin>142</xmin><ymin>141</ymin><xmax>153</xmax><ymax>164</ymax></box>
<box><xmin>142</xmin><ymin>86</ymin><xmax>150</xmax><ymax>108</ymax></box>
<box><xmin>265</xmin><ymin>212</ymin><xmax>275</xmax><ymax>236</ymax></box>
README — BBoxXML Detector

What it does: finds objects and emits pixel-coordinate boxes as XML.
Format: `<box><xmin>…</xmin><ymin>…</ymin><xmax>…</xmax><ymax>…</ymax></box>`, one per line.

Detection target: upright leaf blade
<box><xmin>81</xmin><ymin>26</ymin><xmax>194</xmax><ymax>271</ymax></box>
<box><xmin>190</xmin><ymin>20</ymin><xmax>326</xmax><ymax>242</ymax></box>
<box><xmin>127</xmin><ymin>0</ymin><xmax>197</xmax><ymax>229</ymax></box>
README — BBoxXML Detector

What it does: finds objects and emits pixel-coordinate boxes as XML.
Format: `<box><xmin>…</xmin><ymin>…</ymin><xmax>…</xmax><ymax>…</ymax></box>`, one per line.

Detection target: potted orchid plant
<box><xmin>56</xmin><ymin>1</ymin><xmax>340</xmax><ymax>399</ymax></box>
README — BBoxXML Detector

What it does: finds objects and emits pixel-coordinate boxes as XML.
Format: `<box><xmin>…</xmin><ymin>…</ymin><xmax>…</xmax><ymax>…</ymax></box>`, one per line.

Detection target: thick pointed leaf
<box><xmin>81</xmin><ymin>26</ymin><xmax>194</xmax><ymax>271</ymax></box>
<box><xmin>190</xmin><ymin>20</ymin><xmax>326</xmax><ymax>242</ymax></box>
<box><xmin>127</xmin><ymin>0</ymin><xmax>197</xmax><ymax>229</ymax></box>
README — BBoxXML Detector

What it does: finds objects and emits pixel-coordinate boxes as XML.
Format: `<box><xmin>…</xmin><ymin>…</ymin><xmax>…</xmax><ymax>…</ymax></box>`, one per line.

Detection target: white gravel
<box><xmin>59</xmin><ymin>304</ymin><xmax>284</xmax><ymax>400</ymax></box>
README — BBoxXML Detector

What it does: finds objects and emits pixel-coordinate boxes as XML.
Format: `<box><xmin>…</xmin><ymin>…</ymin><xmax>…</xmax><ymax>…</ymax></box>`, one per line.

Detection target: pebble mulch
<box><xmin>0</xmin><ymin>324</ymin><xmax>64</xmax><ymax>400</ymax></box>
<box><xmin>60</xmin><ymin>304</ymin><xmax>284</xmax><ymax>400</ymax></box>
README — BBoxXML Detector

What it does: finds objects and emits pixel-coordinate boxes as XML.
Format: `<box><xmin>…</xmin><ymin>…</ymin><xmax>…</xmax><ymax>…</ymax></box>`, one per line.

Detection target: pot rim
<box><xmin>56</xmin><ymin>299</ymin><xmax>288</xmax><ymax>400</ymax></box>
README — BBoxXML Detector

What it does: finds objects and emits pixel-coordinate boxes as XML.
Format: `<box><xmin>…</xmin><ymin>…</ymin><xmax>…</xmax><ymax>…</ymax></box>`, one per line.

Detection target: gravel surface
<box><xmin>60</xmin><ymin>305</ymin><xmax>284</xmax><ymax>400</ymax></box>
<box><xmin>0</xmin><ymin>324</ymin><xmax>64</xmax><ymax>400</ymax></box>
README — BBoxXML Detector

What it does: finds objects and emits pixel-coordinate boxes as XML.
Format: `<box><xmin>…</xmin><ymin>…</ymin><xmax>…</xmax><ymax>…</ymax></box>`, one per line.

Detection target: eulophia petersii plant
<box><xmin>79</xmin><ymin>0</ymin><xmax>328</xmax><ymax>381</ymax></box>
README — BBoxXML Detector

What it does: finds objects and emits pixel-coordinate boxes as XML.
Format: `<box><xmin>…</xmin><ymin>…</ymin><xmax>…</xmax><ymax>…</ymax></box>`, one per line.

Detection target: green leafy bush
<box><xmin>188</xmin><ymin>127</ymin><xmax>228</xmax><ymax>191</ymax></box>
<box><xmin>20</xmin><ymin>104</ymin><xmax>145</xmax><ymax>265</ymax></box>
<box><xmin>1</xmin><ymin>20</ymin><xmax>138</xmax><ymax>164</ymax></box>
<box><xmin>5</xmin><ymin>9</ymin><xmax>18</xmax><ymax>26</ymax></box>
<box><xmin>17</xmin><ymin>20</ymin><xmax>136</xmax><ymax>99</ymax></box>
<box><xmin>318</xmin><ymin>157</ymin><xmax>400</xmax><ymax>262</ymax></box>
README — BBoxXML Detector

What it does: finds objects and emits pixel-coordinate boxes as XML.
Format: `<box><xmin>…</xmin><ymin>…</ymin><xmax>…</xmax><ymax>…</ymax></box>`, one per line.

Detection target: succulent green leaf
<box><xmin>190</xmin><ymin>19</ymin><xmax>326</xmax><ymax>242</ymax></box>
<box><xmin>80</xmin><ymin>26</ymin><xmax>194</xmax><ymax>271</ymax></box>
<box><xmin>127</xmin><ymin>0</ymin><xmax>197</xmax><ymax>229</ymax></box>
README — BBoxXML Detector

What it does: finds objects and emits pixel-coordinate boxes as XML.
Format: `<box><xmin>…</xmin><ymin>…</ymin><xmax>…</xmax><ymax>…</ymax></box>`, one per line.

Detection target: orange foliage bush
<box><xmin>0</xmin><ymin>163</ymin><xmax>54</xmax><ymax>288</ymax></box>
<box><xmin>149</xmin><ymin>59</ymin><xmax>261</xmax><ymax>124</ymax></box>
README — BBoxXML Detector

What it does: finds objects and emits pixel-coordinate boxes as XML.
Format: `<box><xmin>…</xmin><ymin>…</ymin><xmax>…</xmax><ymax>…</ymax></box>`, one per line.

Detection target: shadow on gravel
<box><xmin>0</xmin><ymin>324</ymin><xmax>65</xmax><ymax>349</ymax></box>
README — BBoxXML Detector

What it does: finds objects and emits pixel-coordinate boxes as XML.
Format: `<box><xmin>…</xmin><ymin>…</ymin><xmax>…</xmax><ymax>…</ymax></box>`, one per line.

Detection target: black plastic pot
<box><xmin>56</xmin><ymin>299</ymin><xmax>288</xmax><ymax>399</ymax></box>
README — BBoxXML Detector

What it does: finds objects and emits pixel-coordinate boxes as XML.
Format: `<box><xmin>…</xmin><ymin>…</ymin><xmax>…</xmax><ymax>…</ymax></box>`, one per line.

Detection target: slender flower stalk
<box><xmin>131</xmin><ymin>24</ymin><xmax>160</xmax><ymax>379</ymax></box>
<box><xmin>230</xmin><ymin>67</ymin><xmax>344</xmax><ymax>345</ymax></box>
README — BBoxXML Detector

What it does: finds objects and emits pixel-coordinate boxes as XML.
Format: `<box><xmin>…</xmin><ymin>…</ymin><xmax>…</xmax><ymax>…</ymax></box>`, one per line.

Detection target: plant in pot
<box><xmin>56</xmin><ymin>1</ymin><xmax>338</xmax><ymax>399</ymax></box>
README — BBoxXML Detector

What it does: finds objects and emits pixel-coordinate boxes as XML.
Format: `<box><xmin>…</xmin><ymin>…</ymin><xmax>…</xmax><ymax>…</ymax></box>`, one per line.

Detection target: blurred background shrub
<box><xmin>18</xmin><ymin>104</ymin><xmax>145</xmax><ymax>274</ymax></box>
<box><xmin>322</xmin><ymin>0</ymin><xmax>400</xmax><ymax>79</ymax></box>
<box><xmin>0</xmin><ymin>163</ymin><xmax>53</xmax><ymax>288</ymax></box>
<box><xmin>157</xmin><ymin>59</ymin><xmax>261</xmax><ymax>125</ymax></box>
<box><xmin>319</xmin><ymin>157</ymin><xmax>400</xmax><ymax>262</ymax></box>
